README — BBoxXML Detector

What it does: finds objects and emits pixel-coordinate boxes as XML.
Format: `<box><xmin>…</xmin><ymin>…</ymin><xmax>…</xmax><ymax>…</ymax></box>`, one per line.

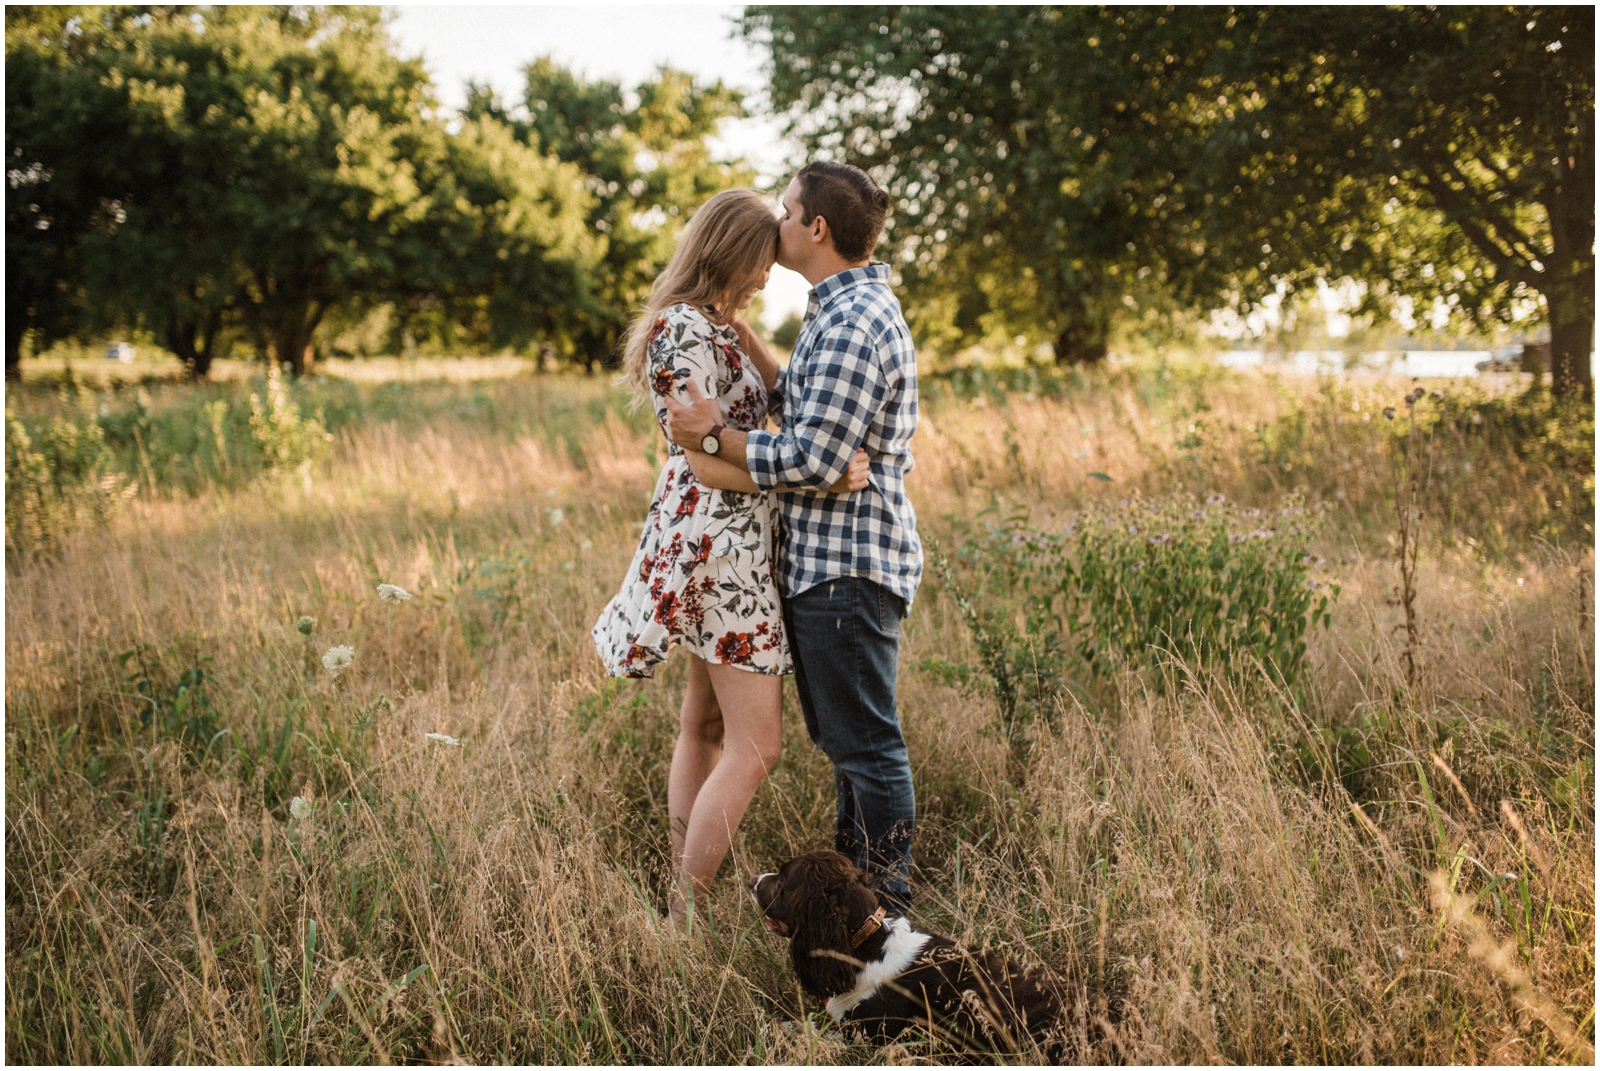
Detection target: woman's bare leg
<box><xmin>669</xmin><ymin>656</ymin><xmax>722</xmax><ymax>882</ymax></box>
<box><xmin>669</xmin><ymin>660</ymin><xmax>782</xmax><ymax>930</ymax></box>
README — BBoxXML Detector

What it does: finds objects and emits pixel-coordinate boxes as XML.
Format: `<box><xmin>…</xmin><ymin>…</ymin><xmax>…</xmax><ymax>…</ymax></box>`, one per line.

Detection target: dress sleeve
<box><xmin>648</xmin><ymin>306</ymin><xmax>721</xmax><ymax>446</ymax></box>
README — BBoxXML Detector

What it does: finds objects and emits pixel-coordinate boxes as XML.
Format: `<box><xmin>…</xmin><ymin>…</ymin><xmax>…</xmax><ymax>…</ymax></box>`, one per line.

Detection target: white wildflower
<box><xmin>1250</xmin><ymin>528</ymin><xmax>1275</xmax><ymax>540</ymax></box>
<box><xmin>290</xmin><ymin>796</ymin><xmax>313</xmax><ymax>820</ymax></box>
<box><xmin>377</xmin><ymin>583</ymin><xmax>413</xmax><ymax>603</ymax></box>
<box><xmin>322</xmin><ymin>644</ymin><xmax>355</xmax><ymax>676</ymax></box>
<box><xmin>425</xmin><ymin>732</ymin><xmax>461</xmax><ymax>747</ymax></box>
<box><xmin>1205</xmin><ymin>493</ymin><xmax>1226</xmax><ymax>505</ymax></box>
<box><xmin>548</xmin><ymin>507</ymin><xmax>566</xmax><ymax>525</ymax></box>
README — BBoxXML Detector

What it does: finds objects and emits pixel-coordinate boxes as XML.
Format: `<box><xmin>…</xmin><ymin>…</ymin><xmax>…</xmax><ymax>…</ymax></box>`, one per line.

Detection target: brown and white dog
<box><xmin>751</xmin><ymin>850</ymin><xmax>1069</xmax><ymax>1062</ymax></box>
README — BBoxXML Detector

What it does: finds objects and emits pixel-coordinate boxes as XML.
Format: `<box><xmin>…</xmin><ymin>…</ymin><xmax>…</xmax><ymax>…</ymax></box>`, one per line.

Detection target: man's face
<box><xmin>776</xmin><ymin>177</ymin><xmax>809</xmax><ymax>271</ymax></box>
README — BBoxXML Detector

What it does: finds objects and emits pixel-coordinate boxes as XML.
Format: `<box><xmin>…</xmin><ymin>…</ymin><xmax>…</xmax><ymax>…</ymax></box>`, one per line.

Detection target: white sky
<box><xmin>386</xmin><ymin>3</ymin><xmax>811</xmax><ymax>324</ymax></box>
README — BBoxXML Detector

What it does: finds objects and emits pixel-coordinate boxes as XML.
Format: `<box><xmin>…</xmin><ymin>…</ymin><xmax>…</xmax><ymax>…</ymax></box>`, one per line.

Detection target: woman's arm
<box><xmin>729</xmin><ymin>314</ymin><xmax>782</xmax><ymax>392</ymax></box>
<box><xmin>686</xmin><ymin>448</ymin><xmax>870</xmax><ymax>494</ymax></box>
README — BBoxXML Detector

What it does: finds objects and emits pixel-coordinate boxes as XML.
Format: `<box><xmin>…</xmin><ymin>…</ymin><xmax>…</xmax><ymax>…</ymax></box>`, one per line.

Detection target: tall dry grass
<box><xmin>5</xmin><ymin>363</ymin><xmax>1593</xmax><ymax>1063</ymax></box>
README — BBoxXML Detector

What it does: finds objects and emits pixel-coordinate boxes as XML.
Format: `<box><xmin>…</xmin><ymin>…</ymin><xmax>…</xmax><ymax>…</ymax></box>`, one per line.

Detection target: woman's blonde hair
<box><xmin>621</xmin><ymin>188</ymin><xmax>778</xmax><ymax>402</ymax></box>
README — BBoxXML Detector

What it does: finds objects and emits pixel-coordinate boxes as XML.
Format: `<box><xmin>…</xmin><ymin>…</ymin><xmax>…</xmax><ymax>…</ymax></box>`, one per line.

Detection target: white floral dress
<box><xmin>592</xmin><ymin>303</ymin><xmax>791</xmax><ymax>677</ymax></box>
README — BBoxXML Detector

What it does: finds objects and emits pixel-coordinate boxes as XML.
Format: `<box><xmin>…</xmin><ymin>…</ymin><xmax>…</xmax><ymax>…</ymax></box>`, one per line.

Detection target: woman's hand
<box><xmin>827</xmin><ymin>449</ymin><xmax>871</xmax><ymax>494</ymax></box>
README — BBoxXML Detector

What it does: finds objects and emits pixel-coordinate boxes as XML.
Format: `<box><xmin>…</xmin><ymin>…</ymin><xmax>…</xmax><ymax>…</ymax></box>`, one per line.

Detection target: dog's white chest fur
<box><xmin>823</xmin><ymin>918</ymin><xmax>933</xmax><ymax>1021</ymax></box>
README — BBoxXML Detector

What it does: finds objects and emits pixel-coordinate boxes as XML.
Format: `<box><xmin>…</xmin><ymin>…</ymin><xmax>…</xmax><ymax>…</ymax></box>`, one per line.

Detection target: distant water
<box><xmin>1216</xmin><ymin>349</ymin><xmax>1594</xmax><ymax>378</ymax></box>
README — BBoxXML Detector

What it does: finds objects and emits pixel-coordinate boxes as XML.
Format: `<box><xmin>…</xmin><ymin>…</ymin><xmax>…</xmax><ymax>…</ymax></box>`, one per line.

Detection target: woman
<box><xmin>592</xmin><ymin>188</ymin><xmax>868</xmax><ymax>931</ymax></box>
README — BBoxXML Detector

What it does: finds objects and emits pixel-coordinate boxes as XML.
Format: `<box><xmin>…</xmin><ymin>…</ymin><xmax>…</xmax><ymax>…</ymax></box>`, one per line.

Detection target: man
<box><xmin>663</xmin><ymin>161</ymin><xmax>922</xmax><ymax>912</ymax></box>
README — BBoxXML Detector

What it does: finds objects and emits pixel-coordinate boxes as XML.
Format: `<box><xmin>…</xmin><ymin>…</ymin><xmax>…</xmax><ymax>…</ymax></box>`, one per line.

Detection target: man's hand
<box><xmin>662</xmin><ymin>378</ymin><xmax>722</xmax><ymax>451</ymax></box>
<box><xmin>828</xmin><ymin>449</ymin><xmax>871</xmax><ymax>493</ymax></box>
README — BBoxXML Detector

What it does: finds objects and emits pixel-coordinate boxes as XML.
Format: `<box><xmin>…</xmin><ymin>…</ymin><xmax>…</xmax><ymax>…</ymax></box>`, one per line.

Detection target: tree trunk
<box><xmin>1546</xmin><ymin>240</ymin><xmax>1594</xmax><ymax>401</ymax></box>
<box><xmin>6</xmin><ymin>315</ymin><xmax>24</xmax><ymax>382</ymax></box>
<box><xmin>1546</xmin><ymin>159</ymin><xmax>1594</xmax><ymax>399</ymax></box>
<box><xmin>166</xmin><ymin>311</ymin><xmax>222</xmax><ymax>380</ymax></box>
<box><xmin>268</xmin><ymin>330</ymin><xmax>316</xmax><ymax>377</ymax></box>
<box><xmin>1053</xmin><ymin>306</ymin><xmax>1110</xmax><ymax>365</ymax></box>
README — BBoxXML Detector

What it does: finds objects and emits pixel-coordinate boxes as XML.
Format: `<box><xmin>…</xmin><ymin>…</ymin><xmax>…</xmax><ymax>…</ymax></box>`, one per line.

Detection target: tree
<box><xmin>465</xmin><ymin>60</ymin><xmax>751</xmax><ymax>366</ymax></box>
<box><xmin>4</xmin><ymin>6</ymin><xmax>146</xmax><ymax>378</ymax></box>
<box><xmin>1190</xmin><ymin>7</ymin><xmax>1593</xmax><ymax>396</ymax></box>
<box><xmin>744</xmin><ymin>6</ymin><xmax>1593</xmax><ymax>392</ymax></box>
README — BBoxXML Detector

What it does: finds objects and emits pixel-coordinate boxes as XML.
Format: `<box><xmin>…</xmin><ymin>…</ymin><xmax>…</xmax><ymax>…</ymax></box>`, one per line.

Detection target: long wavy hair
<box><xmin>621</xmin><ymin>188</ymin><xmax>778</xmax><ymax>403</ymax></box>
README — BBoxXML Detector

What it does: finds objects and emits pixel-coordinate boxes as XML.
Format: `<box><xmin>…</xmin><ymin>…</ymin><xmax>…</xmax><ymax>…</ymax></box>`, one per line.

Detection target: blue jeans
<box><xmin>783</xmin><ymin>576</ymin><xmax>915</xmax><ymax>910</ymax></box>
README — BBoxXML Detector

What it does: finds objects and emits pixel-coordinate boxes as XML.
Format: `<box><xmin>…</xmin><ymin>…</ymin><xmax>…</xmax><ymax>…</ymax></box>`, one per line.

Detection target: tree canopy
<box><xmin>743</xmin><ymin>5</ymin><xmax>1593</xmax><ymax>394</ymax></box>
<box><xmin>5</xmin><ymin>5</ymin><xmax>743</xmax><ymax>378</ymax></box>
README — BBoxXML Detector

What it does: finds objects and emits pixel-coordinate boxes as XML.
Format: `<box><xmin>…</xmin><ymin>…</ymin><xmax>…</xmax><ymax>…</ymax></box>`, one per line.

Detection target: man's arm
<box><xmin>664</xmin><ymin>320</ymin><xmax>886</xmax><ymax>491</ymax></box>
<box><xmin>663</xmin><ymin>379</ymin><xmax>751</xmax><ymax>468</ymax></box>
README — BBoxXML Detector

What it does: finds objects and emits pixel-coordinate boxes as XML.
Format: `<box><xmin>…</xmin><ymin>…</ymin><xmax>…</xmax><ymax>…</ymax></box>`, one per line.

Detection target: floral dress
<box><xmin>592</xmin><ymin>303</ymin><xmax>791</xmax><ymax>677</ymax></box>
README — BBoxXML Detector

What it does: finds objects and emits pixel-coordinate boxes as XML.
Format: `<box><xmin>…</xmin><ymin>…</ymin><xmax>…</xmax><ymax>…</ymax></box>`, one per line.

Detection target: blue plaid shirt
<box><xmin>747</xmin><ymin>263</ymin><xmax>923</xmax><ymax>607</ymax></box>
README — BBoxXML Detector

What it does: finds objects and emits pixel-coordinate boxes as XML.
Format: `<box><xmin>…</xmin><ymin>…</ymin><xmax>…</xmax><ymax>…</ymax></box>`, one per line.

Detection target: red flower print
<box><xmin>650</xmin><ymin>316</ymin><xmax>669</xmax><ymax>341</ymax></box>
<box><xmin>674</xmin><ymin>485</ymin><xmax>700</xmax><ymax>519</ymax></box>
<box><xmin>654</xmin><ymin>590</ymin><xmax>680</xmax><ymax>631</ymax></box>
<box><xmin>651</xmin><ymin>366</ymin><xmax>676</xmax><ymax>398</ymax></box>
<box><xmin>715</xmin><ymin>631</ymin><xmax>754</xmax><ymax>664</ymax></box>
<box><xmin>720</xmin><ymin>341</ymin><xmax>745</xmax><ymax>379</ymax></box>
<box><xmin>685</xmin><ymin>533</ymin><xmax>713</xmax><ymax>568</ymax></box>
<box><xmin>638</xmin><ymin>552</ymin><xmax>656</xmax><ymax>582</ymax></box>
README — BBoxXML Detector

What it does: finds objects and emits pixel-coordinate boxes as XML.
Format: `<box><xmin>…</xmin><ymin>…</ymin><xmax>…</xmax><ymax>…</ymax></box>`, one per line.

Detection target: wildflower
<box><xmin>1229</xmin><ymin>532</ymin><xmax>1248</xmax><ymax>544</ymax></box>
<box><xmin>1382</xmin><ymin>407</ymin><xmax>1397</xmax><ymax>420</ymax></box>
<box><xmin>1148</xmin><ymin>532</ymin><xmax>1172</xmax><ymax>545</ymax></box>
<box><xmin>377</xmin><ymin>583</ymin><xmax>413</xmax><ymax>603</ymax></box>
<box><xmin>1127</xmin><ymin>525</ymin><xmax>1140</xmax><ymax>535</ymax></box>
<box><xmin>425</xmin><ymin>732</ymin><xmax>462</xmax><ymax>747</ymax></box>
<box><xmin>1205</xmin><ymin>494</ymin><xmax>1226</xmax><ymax>505</ymax></box>
<box><xmin>1244</xmin><ymin>507</ymin><xmax>1261</xmax><ymax>518</ymax></box>
<box><xmin>581</xmin><ymin>539</ymin><xmax>593</xmax><ymax>550</ymax></box>
<box><xmin>322</xmin><ymin>644</ymin><xmax>355</xmax><ymax>676</ymax></box>
<box><xmin>1469</xmin><ymin>412</ymin><xmax>1484</xmax><ymax>425</ymax></box>
<box><xmin>1190</xmin><ymin>510</ymin><xmax>1207</xmax><ymax>520</ymax></box>
<box><xmin>290</xmin><ymin>796</ymin><xmax>313</xmax><ymax>820</ymax></box>
<box><xmin>548</xmin><ymin>507</ymin><xmax>565</xmax><ymax>525</ymax></box>
<box><xmin>295</xmin><ymin>615</ymin><xmax>316</xmax><ymax>636</ymax></box>
<box><xmin>1430</xmin><ymin>389</ymin><xmax>1444</xmax><ymax>401</ymax></box>
<box><xmin>1281</xmin><ymin>507</ymin><xmax>1303</xmax><ymax>516</ymax></box>
<box><xmin>1250</xmin><ymin>528</ymin><xmax>1275</xmax><ymax>540</ymax></box>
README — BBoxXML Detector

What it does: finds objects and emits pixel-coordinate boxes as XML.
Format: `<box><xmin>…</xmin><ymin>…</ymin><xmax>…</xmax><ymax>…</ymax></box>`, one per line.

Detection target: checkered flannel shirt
<box><xmin>746</xmin><ymin>262</ymin><xmax>923</xmax><ymax>607</ymax></box>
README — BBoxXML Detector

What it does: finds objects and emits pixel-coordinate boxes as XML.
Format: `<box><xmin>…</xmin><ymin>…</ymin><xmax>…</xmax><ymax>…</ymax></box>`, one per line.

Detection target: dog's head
<box><xmin>750</xmin><ymin>851</ymin><xmax>885</xmax><ymax>997</ymax></box>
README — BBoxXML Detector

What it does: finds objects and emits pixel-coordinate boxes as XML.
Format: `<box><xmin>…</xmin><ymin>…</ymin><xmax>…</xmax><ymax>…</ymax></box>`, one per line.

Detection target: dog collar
<box><xmin>849</xmin><ymin>906</ymin><xmax>887</xmax><ymax>949</ymax></box>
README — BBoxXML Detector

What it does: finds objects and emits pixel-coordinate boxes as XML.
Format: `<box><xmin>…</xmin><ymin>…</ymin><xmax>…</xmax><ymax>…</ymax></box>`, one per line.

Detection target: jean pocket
<box><xmin>877</xmin><ymin>585</ymin><xmax>904</xmax><ymax>636</ymax></box>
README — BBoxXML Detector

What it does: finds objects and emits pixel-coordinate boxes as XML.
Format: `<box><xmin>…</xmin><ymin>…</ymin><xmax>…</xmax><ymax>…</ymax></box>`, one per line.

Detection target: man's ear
<box><xmin>810</xmin><ymin>214</ymin><xmax>830</xmax><ymax>245</ymax></box>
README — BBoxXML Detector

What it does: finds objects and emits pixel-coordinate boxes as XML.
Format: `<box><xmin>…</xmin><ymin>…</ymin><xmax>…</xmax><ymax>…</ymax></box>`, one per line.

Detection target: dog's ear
<box><xmin>787</xmin><ymin>853</ymin><xmax>876</xmax><ymax>999</ymax></box>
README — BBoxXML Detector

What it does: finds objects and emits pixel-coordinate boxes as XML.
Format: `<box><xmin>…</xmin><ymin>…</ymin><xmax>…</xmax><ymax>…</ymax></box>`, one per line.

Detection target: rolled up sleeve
<box><xmin>746</xmin><ymin>322</ymin><xmax>886</xmax><ymax>491</ymax></box>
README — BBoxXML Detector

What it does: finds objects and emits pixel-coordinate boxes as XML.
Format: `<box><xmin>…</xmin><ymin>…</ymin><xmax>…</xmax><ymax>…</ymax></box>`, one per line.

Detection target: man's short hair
<box><xmin>795</xmin><ymin>161</ymin><xmax>891</xmax><ymax>262</ymax></box>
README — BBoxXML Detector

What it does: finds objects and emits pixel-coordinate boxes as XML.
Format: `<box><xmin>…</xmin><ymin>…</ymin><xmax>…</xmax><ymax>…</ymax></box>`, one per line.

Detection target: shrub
<box><xmin>5</xmin><ymin>392</ymin><xmax>135</xmax><ymax>555</ymax></box>
<box><xmin>946</xmin><ymin>492</ymin><xmax>1338</xmax><ymax>696</ymax></box>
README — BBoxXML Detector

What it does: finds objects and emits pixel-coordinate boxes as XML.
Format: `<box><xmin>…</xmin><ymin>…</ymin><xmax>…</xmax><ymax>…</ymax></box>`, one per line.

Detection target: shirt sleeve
<box><xmin>648</xmin><ymin>308</ymin><xmax>720</xmax><ymax>448</ymax></box>
<box><xmin>746</xmin><ymin>320</ymin><xmax>886</xmax><ymax>490</ymax></box>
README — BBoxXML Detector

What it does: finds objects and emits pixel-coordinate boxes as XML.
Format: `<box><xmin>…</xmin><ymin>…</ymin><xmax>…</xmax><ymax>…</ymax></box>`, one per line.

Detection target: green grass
<box><xmin>4</xmin><ymin>357</ymin><xmax>1594</xmax><ymax>1063</ymax></box>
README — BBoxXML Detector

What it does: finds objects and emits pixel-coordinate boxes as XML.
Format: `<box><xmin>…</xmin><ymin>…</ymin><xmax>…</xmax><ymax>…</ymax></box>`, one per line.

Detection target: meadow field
<box><xmin>4</xmin><ymin>357</ymin><xmax>1594</xmax><ymax>1064</ymax></box>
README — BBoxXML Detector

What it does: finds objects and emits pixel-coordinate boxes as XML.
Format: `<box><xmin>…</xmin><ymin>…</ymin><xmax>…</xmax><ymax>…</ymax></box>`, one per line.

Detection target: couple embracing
<box><xmin>591</xmin><ymin>162</ymin><xmax>923</xmax><ymax>931</ymax></box>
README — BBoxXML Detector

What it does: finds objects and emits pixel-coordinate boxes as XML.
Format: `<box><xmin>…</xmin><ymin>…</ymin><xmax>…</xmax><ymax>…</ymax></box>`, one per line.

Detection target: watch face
<box><xmin>701</xmin><ymin>433</ymin><xmax>720</xmax><ymax>455</ymax></box>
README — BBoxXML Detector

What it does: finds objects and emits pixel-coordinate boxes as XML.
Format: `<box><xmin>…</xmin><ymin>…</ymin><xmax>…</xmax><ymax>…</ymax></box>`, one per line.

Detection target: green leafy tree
<box><xmin>5</xmin><ymin>6</ymin><xmax>147</xmax><ymax>378</ymax></box>
<box><xmin>465</xmin><ymin>60</ymin><xmax>751</xmax><ymax>366</ymax></box>
<box><xmin>7</xmin><ymin>8</ymin><xmax>605</xmax><ymax>378</ymax></box>
<box><xmin>744</xmin><ymin>6</ymin><xmax>1593</xmax><ymax>392</ymax></box>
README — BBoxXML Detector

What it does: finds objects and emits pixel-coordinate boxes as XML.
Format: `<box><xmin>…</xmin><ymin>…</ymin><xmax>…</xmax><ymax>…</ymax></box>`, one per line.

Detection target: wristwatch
<box><xmin>701</xmin><ymin>423</ymin><xmax>725</xmax><ymax>455</ymax></box>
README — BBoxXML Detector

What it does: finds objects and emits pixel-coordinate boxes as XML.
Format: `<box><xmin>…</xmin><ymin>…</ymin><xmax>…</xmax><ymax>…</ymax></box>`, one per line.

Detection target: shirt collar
<box><xmin>808</xmin><ymin>261</ymin><xmax>890</xmax><ymax>310</ymax></box>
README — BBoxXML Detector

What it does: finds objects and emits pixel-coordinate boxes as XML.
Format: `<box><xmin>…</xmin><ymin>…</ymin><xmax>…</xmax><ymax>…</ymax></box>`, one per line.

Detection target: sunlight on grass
<box><xmin>5</xmin><ymin>362</ymin><xmax>1593</xmax><ymax>1063</ymax></box>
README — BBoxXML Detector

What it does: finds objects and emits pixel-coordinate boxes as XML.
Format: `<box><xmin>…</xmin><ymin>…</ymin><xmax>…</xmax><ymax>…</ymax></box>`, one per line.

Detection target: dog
<box><xmin>751</xmin><ymin>850</ymin><xmax>1069</xmax><ymax>1062</ymax></box>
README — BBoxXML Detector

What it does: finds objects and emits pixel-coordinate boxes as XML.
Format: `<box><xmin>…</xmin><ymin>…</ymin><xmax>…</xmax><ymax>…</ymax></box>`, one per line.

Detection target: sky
<box><xmin>386</xmin><ymin>3</ymin><xmax>812</xmax><ymax>324</ymax></box>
